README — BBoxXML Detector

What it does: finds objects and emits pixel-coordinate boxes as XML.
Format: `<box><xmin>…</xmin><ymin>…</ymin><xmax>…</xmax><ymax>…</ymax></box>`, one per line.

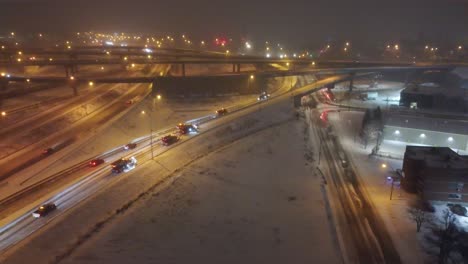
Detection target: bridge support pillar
<box><xmin>70</xmin><ymin>81</ymin><xmax>78</xmax><ymax>96</ymax></box>
<box><xmin>0</xmin><ymin>79</ymin><xmax>8</xmax><ymax>91</ymax></box>
<box><xmin>348</xmin><ymin>73</ymin><xmax>355</xmax><ymax>92</ymax></box>
<box><xmin>64</xmin><ymin>66</ymin><xmax>70</xmax><ymax>77</ymax></box>
<box><xmin>181</xmin><ymin>63</ymin><xmax>186</xmax><ymax>76</ymax></box>
<box><xmin>232</xmin><ymin>63</ymin><xmax>236</xmax><ymax>73</ymax></box>
<box><xmin>236</xmin><ymin>64</ymin><xmax>241</xmax><ymax>73</ymax></box>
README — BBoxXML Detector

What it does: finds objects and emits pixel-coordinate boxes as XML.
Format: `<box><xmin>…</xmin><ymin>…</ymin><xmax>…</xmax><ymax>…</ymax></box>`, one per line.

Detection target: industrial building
<box><xmin>383</xmin><ymin>112</ymin><xmax>468</xmax><ymax>151</ymax></box>
<box><xmin>399</xmin><ymin>67</ymin><xmax>468</xmax><ymax>112</ymax></box>
<box><xmin>402</xmin><ymin>146</ymin><xmax>468</xmax><ymax>203</ymax></box>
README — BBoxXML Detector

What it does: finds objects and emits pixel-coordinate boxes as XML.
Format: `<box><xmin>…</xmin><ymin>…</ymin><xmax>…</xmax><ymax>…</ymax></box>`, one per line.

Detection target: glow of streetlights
<box><xmin>458</xmin><ymin>46</ymin><xmax>463</xmax><ymax>50</ymax></box>
<box><xmin>420</xmin><ymin>133</ymin><xmax>426</xmax><ymax>138</ymax></box>
<box><xmin>394</xmin><ymin>44</ymin><xmax>399</xmax><ymax>50</ymax></box>
<box><xmin>345</xmin><ymin>42</ymin><xmax>349</xmax><ymax>46</ymax></box>
<box><xmin>1</xmin><ymin>111</ymin><xmax>6</xmax><ymax>116</ymax></box>
<box><xmin>141</xmin><ymin>110</ymin><xmax>146</xmax><ymax>114</ymax></box>
<box><xmin>381</xmin><ymin>163</ymin><xmax>387</xmax><ymax>169</ymax></box>
<box><xmin>70</xmin><ymin>76</ymin><xmax>75</xmax><ymax>80</ymax></box>
<box><xmin>26</xmin><ymin>78</ymin><xmax>30</xmax><ymax>83</ymax></box>
<box><xmin>157</xmin><ymin>94</ymin><xmax>162</xmax><ymax>100</ymax></box>
<box><xmin>89</xmin><ymin>81</ymin><xmax>94</xmax><ymax>86</ymax></box>
<box><xmin>245</xmin><ymin>42</ymin><xmax>252</xmax><ymax>49</ymax></box>
<box><xmin>250</xmin><ymin>75</ymin><xmax>255</xmax><ymax>80</ymax></box>
<box><xmin>448</xmin><ymin>137</ymin><xmax>454</xmax><ymax>142</ymax></box>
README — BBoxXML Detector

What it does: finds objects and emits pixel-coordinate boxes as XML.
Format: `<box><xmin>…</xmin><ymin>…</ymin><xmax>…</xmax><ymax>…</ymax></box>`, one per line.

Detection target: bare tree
<box><xmin>437</xmin><ymin>209</ymin><xmax>459</xmax><ymax>264</ymax></box>
<box><xmin>409</xmin><ymin>208</ymin><xmax>431</xmax><ymax>232</ymax></box>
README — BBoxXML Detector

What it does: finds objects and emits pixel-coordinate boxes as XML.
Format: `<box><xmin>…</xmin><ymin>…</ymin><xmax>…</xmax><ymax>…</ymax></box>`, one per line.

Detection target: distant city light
<box><xmin>448</xmin><ymin>137</ymin><xmax>454</xmax><ymax>142</ymax></box>
<box><xmin>394</xmin><ymin>130</ymin><xmax>400</xmax><ymax>135</ymax></box>
<box><xmin>1</xmin><ymin>111</ymin><xmax>6</xmax><ymax>116</ymax></box>
<box><xmin>420</xmin><ymin>133</ymin><xmax>426</xmax><ymax>138</ymax></box>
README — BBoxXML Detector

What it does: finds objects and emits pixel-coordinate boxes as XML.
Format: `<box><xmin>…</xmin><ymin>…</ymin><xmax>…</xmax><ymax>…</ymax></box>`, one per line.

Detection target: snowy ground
<box><xmin>61</xmin><ymin>118</ymin><xmax>341</xmax><ymax>264</ymax></box>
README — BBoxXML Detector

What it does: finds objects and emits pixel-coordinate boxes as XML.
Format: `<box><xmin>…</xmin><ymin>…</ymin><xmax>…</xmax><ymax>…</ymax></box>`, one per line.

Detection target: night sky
<box><xmin>1</xmin><ymin>0</ymin><xmax>467</xmax><ymax>48</ymax></box>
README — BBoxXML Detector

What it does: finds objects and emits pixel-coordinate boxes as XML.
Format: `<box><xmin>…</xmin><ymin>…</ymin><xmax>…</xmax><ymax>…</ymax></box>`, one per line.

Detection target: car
<box><xmin>111</xmin><ymin>157</ymin><xmax>137</xmax><ymax>174</ymax></box>
<box><xmin>257</xmin><ymin>92</ymin><xmax>270</xmax><ymax>101</ymax></box>
<box><xmin>124</xmin><ymin>143</ymin><xmax>137</xmax><ymax>150</ymax></box>
<box><xmin>161</xmin><ymin>135</ymin><xmax>180</xmax><ymax>146</ymax></box>
<box><xmin>32</xmin><ymin>203</ymin><xmax>57</xmax><ymax>218</ymax></box>
<box><xmin>177</xmin><ymin>123</ymin><xmax>198</xmax><ymax>134</ymax></box>
<box><xmin>216</xmin><ymin>108</ymin><xmax>228</xmax><ymax>116</ymax></box>
<box><xmin>42</xmin><ymin>148</ymin><xmax>54</xmax><ymax>156</ymax></box>
<box><xmin>126</xmin><ymin>100</ymin><xmax>134</xmax><ymax>105</ymax></box>
<box><xmin>89</xmin><ymin>158</ymin><xmax>105</xmax><ymax>167</ymax></box>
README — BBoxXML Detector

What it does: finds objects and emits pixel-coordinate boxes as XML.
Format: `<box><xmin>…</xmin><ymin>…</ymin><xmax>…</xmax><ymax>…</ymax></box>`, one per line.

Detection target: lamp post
<box><xmin>150</xmin><ymin>94</ymin><xmax>162</xmax><ymax>160</ymax></box>
<box><xmin>381</xmin><ymin>163</ymin><xmax>400</xmax><ymax>200</ymax></box>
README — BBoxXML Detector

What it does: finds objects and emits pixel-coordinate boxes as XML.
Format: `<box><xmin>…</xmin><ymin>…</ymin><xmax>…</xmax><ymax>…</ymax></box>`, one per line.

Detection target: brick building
<box><xmin>402</xmin><ymin>146</ymin><xmax>468</xmax><ymax>202</ymax></box>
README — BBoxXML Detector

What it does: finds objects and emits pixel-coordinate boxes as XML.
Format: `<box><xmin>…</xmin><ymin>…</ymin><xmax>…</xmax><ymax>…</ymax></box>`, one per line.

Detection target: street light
<box><xmin>381</xmin><ymin>163</ymin><xmax>400</xmax><ymax>200</ymax></box>
<box><xmin>1</xmin><ymin>111</ymin><xmax>6</xmax><ymax>116</ymax></box>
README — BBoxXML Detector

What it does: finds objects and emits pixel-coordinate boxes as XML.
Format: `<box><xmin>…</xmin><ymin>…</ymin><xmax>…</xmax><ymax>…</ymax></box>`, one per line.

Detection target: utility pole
<box><xmin>150</xmin><ymin>98</ymin><xmax>154</xmax><ymax>160</ymax></box>
<box><xmin>318</xmin><ymin>136</ymin><xmax>322</xmax><ymax>166</ymax></box>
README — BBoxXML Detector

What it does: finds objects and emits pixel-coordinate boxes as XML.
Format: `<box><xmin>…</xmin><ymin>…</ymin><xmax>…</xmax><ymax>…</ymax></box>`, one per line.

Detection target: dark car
<box><xmin>89</xmin><ymin>158</ymin><xmax>105</xmax><ymax>167</ymax></box>
<box><xmin>111</xmin><ymin>157</ymin><xmax>137</xmax><ymax>174</ymax></box>
<box><xmin>32</xmin><ymin>203</ymin><xmax>57</xmax><ymax>218</ymax></box>
<box><xmin>177</xmin><ymin>123</ymin><xmax>198</xmax><ymax>135</ymax></box>
<box><xmin>161</xmin><ymin>135</ymin><xmax>180</xmax><ymax>146</ymax></box>
<box><xmin>216</xmin><ymin>108</ymin><xmax>228</xmax><ymax>116</ymax></box>
<box><xmin>257</xmin><ymin>92</ymin><xmax>270</xmax><ymax>101</ymax></box>
<box><xmin>124</xmin><ymin>143</ymin><xmax>137</xmax><ymax>150</ymax></box>
<box><xmin>42</xmin><ymin>148</ymin><xmax>54</xmax><ymax>156</ymax></box>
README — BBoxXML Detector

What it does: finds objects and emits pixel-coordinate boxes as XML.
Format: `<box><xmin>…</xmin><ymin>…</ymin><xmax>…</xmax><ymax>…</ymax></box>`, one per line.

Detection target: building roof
<box><xmin>405</xmin><ymin>146</ymin><xmax>468</xmax><ymax>169</ymax></box>
<box><xmin>385</xmin><ymin>113</ymin><xmax>468</xmax><ymax>135</ymax></box>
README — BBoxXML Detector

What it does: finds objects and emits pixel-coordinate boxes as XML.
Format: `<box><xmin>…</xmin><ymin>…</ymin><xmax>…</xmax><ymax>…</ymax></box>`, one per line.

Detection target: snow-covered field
<box><xmin>61</xmin><ymin>118</ymin><xmax>341</xmax><ymax>264</ymax></box>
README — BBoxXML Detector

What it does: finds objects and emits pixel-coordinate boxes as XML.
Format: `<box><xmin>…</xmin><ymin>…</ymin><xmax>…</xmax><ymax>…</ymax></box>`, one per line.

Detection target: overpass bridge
<box><xmin>0</xmin><ymin>65</ymin><xmax>454</xmax><ymax>98</ymax></box>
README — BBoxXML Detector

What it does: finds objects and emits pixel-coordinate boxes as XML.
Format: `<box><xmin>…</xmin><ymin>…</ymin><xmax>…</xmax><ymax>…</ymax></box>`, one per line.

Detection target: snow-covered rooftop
<box><xmin>385</xmin><ymin>113</ymin><xmax>468</xmax><ymax>135</ymax></box>
<box><xmin>405</xmin><ymin>146</ymin><xmax>468</xmax><ymax>169</ymax></box>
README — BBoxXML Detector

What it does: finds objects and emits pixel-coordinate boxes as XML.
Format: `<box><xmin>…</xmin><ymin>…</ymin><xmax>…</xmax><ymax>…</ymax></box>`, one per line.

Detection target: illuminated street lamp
<box><xmin>89</xmin><ymin>81</ymin><xmax>94</xmax><ymax>86</ymax></box>
<box><xmin>1</xmin><ymin>111</ymin><xmax>6</xmax><ymax>116</ymax></box>
<box><xmin>458</xmin><ymin>46</ymin><xmax>463</xmax><ymax>50</ymax></box>
<box><xmin>250</xmin><ymin>74</ymin><xmax>255</xmax><ymax>80</ymax></box>
<box><xmin>149</xmin><ymin>94</ymin><xmax>162</xmax><ymax>159</ymax></box>
<box><xmin>70</xmin><ymin>76</ymin><xmax>75</xmax><ymax>80</ymax></box>
<box><xmin>394</xmin><ymin>44</ymin><xmax>399</xmax><ymax>50</ymax></box>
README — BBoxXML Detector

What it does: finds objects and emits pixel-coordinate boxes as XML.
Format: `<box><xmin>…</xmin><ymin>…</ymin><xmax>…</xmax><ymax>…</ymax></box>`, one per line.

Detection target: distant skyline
<box><xmin>0</xmin><ymin>0</ymin><xmax>467</xmax><ymax>48</ymax></box>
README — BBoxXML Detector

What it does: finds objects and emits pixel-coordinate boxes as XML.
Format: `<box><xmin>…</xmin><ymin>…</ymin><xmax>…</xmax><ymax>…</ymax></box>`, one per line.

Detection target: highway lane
<box><xmin>0</xmin><ymin>65</ymin><xmax>169</xmax><ymax>184</ymax></box>
<box><xmin>0</xmin><ymin>83</ymin><xmax>149</xmax><ymax>185</ymax></box>
<box><xmin>0</xmin><ymin>74</ymin><xmax>349</xmax><ymax>255</ymax></box>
